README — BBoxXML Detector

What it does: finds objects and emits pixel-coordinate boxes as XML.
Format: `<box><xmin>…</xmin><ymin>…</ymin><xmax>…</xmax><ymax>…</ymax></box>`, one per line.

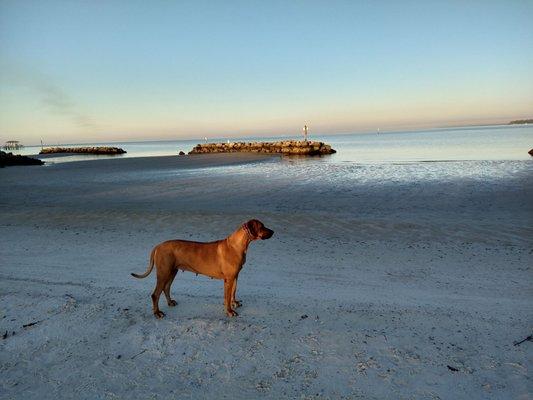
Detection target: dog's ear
<box><xmin>245</xmin><ymin>219</ymin><xmax>260</xmax><ymax>239</ymax></box>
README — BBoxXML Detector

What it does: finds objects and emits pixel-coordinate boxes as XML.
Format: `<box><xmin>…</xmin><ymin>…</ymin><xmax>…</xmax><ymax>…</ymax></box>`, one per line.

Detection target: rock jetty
<box><xmin>189</xmin><ymin>140</ymin><xmax>336</xmax><ymax>156</ymax></box>
<box><xmin>0</xmin><ymin>151</ymin><xmax>44</xmax><ymax>167</ymax></box>
<box><xmin>39</xmin><ymin>146</ymin><xmax>126</xmax><ymax>155</ymax></box>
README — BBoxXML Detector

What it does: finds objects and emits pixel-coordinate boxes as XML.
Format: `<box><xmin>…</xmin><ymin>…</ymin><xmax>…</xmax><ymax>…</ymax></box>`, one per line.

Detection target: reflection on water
<box><xmin>209</xmin><ymin>158</ymin><xmax>531</xmax><ymax>185</ymax></box>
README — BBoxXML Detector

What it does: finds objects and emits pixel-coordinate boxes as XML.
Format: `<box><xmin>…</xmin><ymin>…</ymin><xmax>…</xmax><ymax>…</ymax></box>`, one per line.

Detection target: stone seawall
<box><xmin>39</xmin><ymin>147</ymin><xmax>126</xmax><ymax>155</ymax></box>
<box><xmin>189</xmin><ymin>140</ymin><xmax>336</xmax><ymax>156</ymax></box>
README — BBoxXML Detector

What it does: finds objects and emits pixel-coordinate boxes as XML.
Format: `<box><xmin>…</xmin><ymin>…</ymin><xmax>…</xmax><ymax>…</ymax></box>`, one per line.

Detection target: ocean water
<box><xmin>4</xmin><ymin>124</ymin><xmax>531</xmax><ymax>224</ymax></box>
<box><xmin>147</xmin><ymin>125</ymin><xmax>531</xmax><ymax>221</ymax></box>
<box><xmin>323</xmin><ymin>125</ymin><xmax>532</xmax><ymax>163</ymax></box>
<box><xmin>7</xmin><ymin>125</ymin><xmax>533</xmax><ymax>184</ymax></box>
<box><xmin>13</xmin><ymin>124</ymin><xmax>533</xmax><ymax>162</ymax></box>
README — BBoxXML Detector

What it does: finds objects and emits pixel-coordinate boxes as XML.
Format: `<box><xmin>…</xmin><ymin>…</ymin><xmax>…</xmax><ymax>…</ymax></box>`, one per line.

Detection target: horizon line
<box><xmin>14</xmin><ymin>121</ymin><xmax>531</xmax><ymax>148</ymax></box>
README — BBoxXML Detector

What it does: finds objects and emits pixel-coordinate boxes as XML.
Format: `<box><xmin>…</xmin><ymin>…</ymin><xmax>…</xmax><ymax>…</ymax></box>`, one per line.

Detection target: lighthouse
<box><xmin>303</xmin><ymin>124</ymin><xmax>309</xmax><ymax>142</ymax></box>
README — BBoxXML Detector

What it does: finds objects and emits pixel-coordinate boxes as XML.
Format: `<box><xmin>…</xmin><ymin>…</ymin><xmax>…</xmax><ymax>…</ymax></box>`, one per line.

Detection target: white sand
<box><xmin>1</xmin><ymin>154</ymin><xmax>531</xmax><ymax>399</ymax></box>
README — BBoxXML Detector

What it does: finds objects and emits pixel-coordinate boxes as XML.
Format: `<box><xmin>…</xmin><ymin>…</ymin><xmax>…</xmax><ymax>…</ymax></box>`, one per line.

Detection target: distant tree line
<box><xmin>509</xmin><ymin>119</ymin><xmax>533</xmax><ymax>125</ymax></box>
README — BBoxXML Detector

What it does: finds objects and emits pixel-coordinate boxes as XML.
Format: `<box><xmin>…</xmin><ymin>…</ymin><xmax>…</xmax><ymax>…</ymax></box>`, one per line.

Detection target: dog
<box><xmin>131</xmin><ymin>219</ymin><xmax>274</xmax><ymax>318</ymax></box>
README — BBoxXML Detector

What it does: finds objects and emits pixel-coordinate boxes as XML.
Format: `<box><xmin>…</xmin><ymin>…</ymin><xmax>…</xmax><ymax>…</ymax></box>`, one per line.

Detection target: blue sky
<box><xmin>0</xmin><ymin>0</ymin><xmax>532</xmax><ymax>144</ymax></box>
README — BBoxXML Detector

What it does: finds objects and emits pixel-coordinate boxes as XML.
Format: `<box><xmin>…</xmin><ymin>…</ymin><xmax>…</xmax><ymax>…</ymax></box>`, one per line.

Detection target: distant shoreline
<box><xmin>508</xmin><ymin>119</ymin><xmax>533</xmax><ymax>125</ymax></box>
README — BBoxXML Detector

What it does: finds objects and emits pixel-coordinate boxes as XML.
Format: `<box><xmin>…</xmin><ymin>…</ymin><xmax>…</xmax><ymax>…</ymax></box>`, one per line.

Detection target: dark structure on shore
<box><xmin>3</xmin><ymin>140</ymin><xmax>24</xmax><ymax>150</ymax></box>
<box><xmin>0</xmin><ymin>151</ymin><xmax>43</xmax><ymax>167</ymax></box>
<box><xmin>189</xmin><ymin>140</ymin><xmax>336</xmax><ymax>156</ymax></box>
<box><xmin>39</xmin><ymin>146</ymin><xmax>126</xmax><ymax>155</ymax></box>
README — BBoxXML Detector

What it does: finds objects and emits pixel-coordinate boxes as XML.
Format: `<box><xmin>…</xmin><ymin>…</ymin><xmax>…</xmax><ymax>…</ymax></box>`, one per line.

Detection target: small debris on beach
<box><xmin>22</xmin><ymin>320</ymin><xmax>42</xmax><ymax>328</ymax></box>
<box><xmin>130</xmin><ymin>349</ymin><xmax>147</xmax><ymax>359</ymax></box>
<box><xmin>513</xmin><ymin>334</ymin><xmax>532</xmax><ymax>346</ymax></box>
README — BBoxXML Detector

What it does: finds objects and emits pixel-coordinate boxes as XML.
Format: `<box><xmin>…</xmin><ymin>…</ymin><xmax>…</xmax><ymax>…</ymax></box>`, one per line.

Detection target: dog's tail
<box><xmin>131</xmin><ymin>247</ymin><xmax>156</xmax><ymax>279</ymax></box>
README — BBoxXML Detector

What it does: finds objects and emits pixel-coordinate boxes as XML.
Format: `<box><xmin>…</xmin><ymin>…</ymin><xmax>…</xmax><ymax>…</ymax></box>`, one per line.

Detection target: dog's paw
<box><xmin>154</xmin><ymin>311</ymin><xmax>166</xmax><ymax>319</ymax></box>
<box><xmin>226</xmin><ymin>309</ymin><xmax>239</xmax><ymax>317</ymax></box>
<box><xmin>168</xmin><ymin>300</ymin><xmax>177</xmax><ymax>307</ymax></box>
<box><xmin>231</xmin><ymin>300</ymin><xmax>242</xmax><ymax>308</ymax></box>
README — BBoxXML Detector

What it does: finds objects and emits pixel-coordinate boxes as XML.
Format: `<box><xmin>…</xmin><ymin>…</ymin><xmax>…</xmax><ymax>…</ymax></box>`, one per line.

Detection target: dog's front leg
<box><xmin>231</xmin><ymin>276</ymin><xmax>242</xmax><ymax>308</ymax></box>
<box><xmin>224</xmin><ymin>277</ymin><xmax>238</xmax><ymax>317</ymax></box>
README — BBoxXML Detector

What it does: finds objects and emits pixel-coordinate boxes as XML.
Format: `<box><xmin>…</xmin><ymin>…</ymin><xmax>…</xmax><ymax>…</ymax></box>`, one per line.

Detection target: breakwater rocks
<box><xmin>39</xmin><ymin>146</ymin><xmax>126</xmax><ymax>155</ymax></box>
<box><xmin>0</xmin><ymin>151</ymin><xmax>44</xmax><ymax>167</ymax></box>
<box><xmin>189</xmin><ymin>140</ymin><xmax>336</xmax><ymax>156</ymax></box>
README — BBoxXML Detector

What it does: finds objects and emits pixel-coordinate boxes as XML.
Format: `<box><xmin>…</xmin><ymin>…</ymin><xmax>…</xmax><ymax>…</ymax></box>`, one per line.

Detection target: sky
<box><xmin>0</xmin><ymin>0</ymin><xmax>532</xmax><ymax>144</ymax></box>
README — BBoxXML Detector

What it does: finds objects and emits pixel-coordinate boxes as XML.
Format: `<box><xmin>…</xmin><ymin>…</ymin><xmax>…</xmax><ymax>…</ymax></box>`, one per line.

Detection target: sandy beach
<box><xmin>0</xmin><ymin>153</ymin><xmax>531</xmax><ymax>399</ymax></box>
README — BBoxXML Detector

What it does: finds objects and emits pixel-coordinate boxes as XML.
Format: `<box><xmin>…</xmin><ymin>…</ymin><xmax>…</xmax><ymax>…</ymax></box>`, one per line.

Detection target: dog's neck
<box><xmin>242</xmin><ymin>223</ymin><xmax>253</xmax><ymax>239</ymax></box>
<box><xmin>227</xmin><ymin>227</ymin><xmax>253</xmax><ymax>253</ymax></box>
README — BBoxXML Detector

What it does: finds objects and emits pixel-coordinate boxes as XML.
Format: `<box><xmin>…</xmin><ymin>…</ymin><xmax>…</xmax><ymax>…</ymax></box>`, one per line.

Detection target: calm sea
<box><xmin>11</xmin><ymin>124</ymin><xmax>533</xmax><ymax>165</ymax></box>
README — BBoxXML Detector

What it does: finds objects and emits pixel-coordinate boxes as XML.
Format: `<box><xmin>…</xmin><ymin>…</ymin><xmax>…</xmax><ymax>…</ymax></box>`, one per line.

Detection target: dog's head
<box><xmin>243</xmin><ymin>219</ymin><xmax>274</xmax><ymax>240</ymax></box>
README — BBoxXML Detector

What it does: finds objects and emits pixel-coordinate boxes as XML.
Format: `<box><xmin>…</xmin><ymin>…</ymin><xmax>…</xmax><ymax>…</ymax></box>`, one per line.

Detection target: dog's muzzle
<box><xmin>261</xmin><ymin>229</ymin><xmax>274</xmax><ymax>240</ymax></box>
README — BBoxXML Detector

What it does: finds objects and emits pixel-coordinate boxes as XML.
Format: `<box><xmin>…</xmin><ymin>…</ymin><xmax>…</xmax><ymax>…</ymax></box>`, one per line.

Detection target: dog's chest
<box><xmin>219</xmin><ymin>245</ymin><xmax>247</xmax><ymax>274</ymax></box>
<box><xmin>230</xmin><ymin>250</ymin><xmax>246</xmax><ymax>271</ymax></box>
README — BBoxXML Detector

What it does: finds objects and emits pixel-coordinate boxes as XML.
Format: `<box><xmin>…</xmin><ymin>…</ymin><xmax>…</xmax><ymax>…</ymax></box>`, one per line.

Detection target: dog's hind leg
<box><xmin>164</xmin><ymin>269</ymin><xmax>178</xmax><ymax>307</ymax></box>
<box><xmin>151</xmin><ymin>278</ymin><xmax>166</xmax><ymax>319</ymax></box>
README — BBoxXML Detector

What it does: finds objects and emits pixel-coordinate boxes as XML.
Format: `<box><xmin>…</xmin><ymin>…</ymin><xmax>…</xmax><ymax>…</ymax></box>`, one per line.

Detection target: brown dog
<box><xmin>131</xmin><ymin>219</ymin><xmax>274</xmax><ymax>318</ymax></box>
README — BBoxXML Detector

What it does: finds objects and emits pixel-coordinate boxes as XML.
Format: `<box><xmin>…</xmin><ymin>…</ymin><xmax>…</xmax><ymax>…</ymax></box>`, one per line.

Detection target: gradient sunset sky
<box><xmin>0</xmin><ymin>0</ymin><xmax>532</xmax><ymax>144</ymax></box>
